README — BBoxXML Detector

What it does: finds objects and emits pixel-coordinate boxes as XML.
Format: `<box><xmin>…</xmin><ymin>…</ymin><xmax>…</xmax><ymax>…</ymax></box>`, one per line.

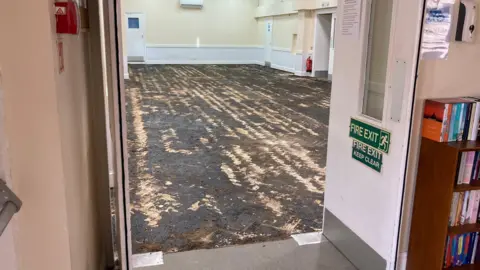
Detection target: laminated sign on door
<box><xmin>349</xmin><ymin>118</ymin><xmax>391</xmax><ymax>173</ymax></box>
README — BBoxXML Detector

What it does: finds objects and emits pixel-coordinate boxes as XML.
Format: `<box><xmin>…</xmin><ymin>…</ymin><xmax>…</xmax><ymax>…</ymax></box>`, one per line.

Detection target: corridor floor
<box><xmin>125</xmin><ymin>65</ymin><xmax>331</xmax><ymax>254</ymax></box>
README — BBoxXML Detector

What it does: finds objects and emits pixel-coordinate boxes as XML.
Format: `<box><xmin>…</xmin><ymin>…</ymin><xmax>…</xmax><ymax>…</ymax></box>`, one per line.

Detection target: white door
<box><xmin>323</xmin><ymin>0</ymin><xmax>424</xmax><ymax>269</ymax></box>
<box><xmin>264</xmin><ymin>18</ymin><xmax>273</xmax><ymax>65</ymax></box>
<box><xmin>126</xmin><ymin>13</ymin><xmax>146</xmax><ymax>62</ymax></box>
<box><xmin>328</xmin><ymin>13</ymin><xmax>336</xmax><ymax>79</ymax></box>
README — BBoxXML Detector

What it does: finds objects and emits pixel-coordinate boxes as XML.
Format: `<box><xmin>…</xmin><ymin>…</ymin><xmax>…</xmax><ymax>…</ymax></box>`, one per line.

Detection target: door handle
<box><xmin>0</xmin><ymin>179</ymin><xmax>22</xmax><ymax>237</ymax></box>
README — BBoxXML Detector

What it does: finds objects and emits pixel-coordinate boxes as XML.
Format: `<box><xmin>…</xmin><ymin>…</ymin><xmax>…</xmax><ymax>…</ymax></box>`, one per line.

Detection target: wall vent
<box><xmin>180</xmin><ymin>0</ymin><xmax>203</xmax><ymax>8</ymax></box>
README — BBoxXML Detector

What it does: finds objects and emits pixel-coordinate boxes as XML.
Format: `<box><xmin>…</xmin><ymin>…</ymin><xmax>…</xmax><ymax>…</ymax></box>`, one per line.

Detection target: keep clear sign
<box><xmin>352</xmin><ymin>140</ymin><xmax>383</xmax><ymax>172</ymax></box>
<box><xmin>349</xmin><ymin>118</ymin><xmax>391</xmax><ymax>172</ymax></box>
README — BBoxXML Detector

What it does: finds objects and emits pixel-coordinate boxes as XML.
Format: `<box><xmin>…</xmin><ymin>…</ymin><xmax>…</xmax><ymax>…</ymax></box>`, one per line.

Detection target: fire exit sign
<box><xmin>349</xmin><ymin>118</ymin><xmax>391</xmax><ymax>154</ymax></box>
<box><xmin>349</xmin><ymin>118</ymin><xmax>391</xmax><ymax>173</ymax></box>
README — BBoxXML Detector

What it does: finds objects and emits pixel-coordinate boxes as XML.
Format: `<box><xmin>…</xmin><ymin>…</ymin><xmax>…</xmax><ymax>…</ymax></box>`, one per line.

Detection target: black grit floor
<box><xmin>125</xmin><ymin>64</ymin><xmax>331</xmax><ymax>254</ymax></box>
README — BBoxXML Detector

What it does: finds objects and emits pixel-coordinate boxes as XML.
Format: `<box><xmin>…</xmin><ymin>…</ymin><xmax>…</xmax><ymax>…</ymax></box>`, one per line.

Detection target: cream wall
<box><xmin>303</xmin><ymin>11</ymin><xmax>315</xmax><ymax>52</ymax></box>
<box><xmin>123</xmin><ymin>0</ymin><xmax>259</xmax><ymax>45</ymax></box>
<box><xmin>257</xmin><ymin>17</ymin><xmax>267</xmax><ymax>46</ymax></box>
<box><xmin>296</xmin><ymin>0</ymin><xmax>338</xmax><ymax>10</ymax></box>
<box><xmin>400</xmin><ymin>16</ymin><xmax>480</xmax><ymax>258</ymax></box>
<box><xmin>0</xmin><ymin>0</ymin><xmax>110</xmax><ymax>269</ymax></box>
<box><xmin>256</xmin><ymin>0</ymin><xmax>296</xmax><ymax>17</ymax></box>
<box><xmin>272</xmin><ymin>14</ymin><xmax>299</xmax><ymax>49</ymax></box>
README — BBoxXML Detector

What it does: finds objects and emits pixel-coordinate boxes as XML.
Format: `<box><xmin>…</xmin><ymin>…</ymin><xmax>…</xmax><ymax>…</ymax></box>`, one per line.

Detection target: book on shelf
<box><xmin>444</xmin><ymin>232</ymin><xmax>479</xmax><ymax>267</ymax></box>
<box><xmin>455</xmin><ymin>151</ymin><xmax>480</xmax><ymax>186</ymax></box>
<box><xmin>422</xmin><ymin>97</ymin><xmax>480</xmax><ymax>142</ymax></box>
<box><xmin>449</xmin><ymin>191</ymin><xmax>480</xmax><ymax>226</ymax></box>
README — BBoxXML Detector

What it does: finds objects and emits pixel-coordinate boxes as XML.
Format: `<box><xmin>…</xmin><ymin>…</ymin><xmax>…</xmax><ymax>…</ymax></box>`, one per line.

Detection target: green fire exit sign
<box><xmin>352</xmin><ymin>140</ymin><xmax>383</xmax><ymax>173</ymax></box>
<box><xmin>349</xmin><ymin>118</ymin><xmax>391</xmax><ymax>154</ymax></box>
<box><xmin>349</xmin><ymin>118</ymin><xmax>391</xmax><ymax>173</ymax></box>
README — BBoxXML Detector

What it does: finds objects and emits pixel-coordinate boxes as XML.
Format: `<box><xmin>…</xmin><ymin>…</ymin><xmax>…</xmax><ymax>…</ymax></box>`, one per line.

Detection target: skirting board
<box><xmin>128</xmin><ymin>45</ymin><xmax>306</xmax><ymax>75</ymax></box>
<box><xmin>271</xmin><ymin>64</ymin><xmax>295</xmax><ymax>73</ymax></box>
<box><xmin>145</xmin><ymin>45</ymin><xmax>263</xmax><ymax>65</ymax></box>
<box><xmin>323</xmin><ymin>208</ymin><xmax>387</xmax><ymax>270</ymax></box>
<box><xmin>145</xmin><ymin>60</ymin><xmax>261</xmax><ymax>65</ymax></box>
<box><xmin>294</xmin><ymin>71</ymin><xmax>313</xmax><ymax>77</ymax></box>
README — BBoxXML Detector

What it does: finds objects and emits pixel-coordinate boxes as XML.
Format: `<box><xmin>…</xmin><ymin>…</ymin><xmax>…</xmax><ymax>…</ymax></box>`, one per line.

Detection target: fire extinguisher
<box><xmin>306</xmin><ymin>57</ymin><xmax>313</xmax><ymax>72</ymax></box>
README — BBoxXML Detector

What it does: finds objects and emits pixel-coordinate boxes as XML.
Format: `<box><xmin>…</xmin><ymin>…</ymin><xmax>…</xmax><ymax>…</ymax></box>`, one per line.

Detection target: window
<box><xmin>362</xmin><ymin>0</ymin><xmax>393</xmax><ymax>120</ymax></box>
<box><xmin>128</xmin><ymin>17</ymin><xmax>140</xmax><ymax>29</ymax></box>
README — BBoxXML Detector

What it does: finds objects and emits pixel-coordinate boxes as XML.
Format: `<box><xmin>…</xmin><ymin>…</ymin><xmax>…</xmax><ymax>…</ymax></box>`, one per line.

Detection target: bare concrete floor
<box><xmin>125</xmin><ymin>65</ymin><xmax>331</xmax><ymax>254</ymax></box>
<box><xmin>136</xmin><ymin>237</ymin><xmax>356</xmax><ymax>270</ymax></box>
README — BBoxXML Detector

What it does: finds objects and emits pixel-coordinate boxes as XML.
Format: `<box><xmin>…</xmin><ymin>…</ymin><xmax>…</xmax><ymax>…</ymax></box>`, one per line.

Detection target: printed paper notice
<box><xmin>421</xmin><ymin>0</ymin><xmax>454</xmax><ymax>60</ymax></box>
<box><xmin>341</xmin><ymin>0</ymin><xmax>362</xmax><ymax>38</ymax></box>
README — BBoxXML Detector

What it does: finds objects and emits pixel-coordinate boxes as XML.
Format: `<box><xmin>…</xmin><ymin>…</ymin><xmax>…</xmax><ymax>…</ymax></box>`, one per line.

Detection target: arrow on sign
<box><xmin>56</xmin><ymin>7</ymin><xmax>66</xmax><ymax>15</ymax></box>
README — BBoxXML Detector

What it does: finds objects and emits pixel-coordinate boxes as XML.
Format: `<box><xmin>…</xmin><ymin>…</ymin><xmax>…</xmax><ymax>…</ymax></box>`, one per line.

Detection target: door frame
<box><xmin>312</xmin><ymin>7</ymin><xmax>336</xmax><ymax>79</ymax></box>
<box><xmin>104</xmin><ymin>0</ymin><xmax>133</xmax><ymax>269</ymax></box>
<box><xmin>264</xmin><ymin>17</ymin><xmax>273</xmax><ymax>66</ymax></box>
<box><xmin>328</xmin><ymin>13</ymin><xmax>337</xmax><ymax>80</ymax></box>
<box><xmin>125</xmin><ymin>12</ymin><xmax>146</xmax><ymax>63</ymax></box>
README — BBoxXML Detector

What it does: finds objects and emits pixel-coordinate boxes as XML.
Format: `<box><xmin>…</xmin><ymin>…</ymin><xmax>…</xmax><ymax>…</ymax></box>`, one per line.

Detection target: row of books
<box><xmin>444</xmin><ymin>232</ymin><xmax>480</xmax><ymax>268</ymax></box>
<box><xmin>456</xmin><ymin>151</ymin><xmax>480</xmax><ymax>185</ymax></box>
<box><xmin>449</xmin><ymin>191</ymin><xmax>480</xmax><ymax>226</ymax></box>
<box><xmin>422</xmin><ymin>97</ymin><xmax>480</xmax><ymax>142</ymax></box>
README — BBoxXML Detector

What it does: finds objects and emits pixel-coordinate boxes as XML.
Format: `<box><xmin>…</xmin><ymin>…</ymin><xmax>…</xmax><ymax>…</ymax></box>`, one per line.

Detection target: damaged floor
<box><xmin>125</xmin><ymin>65</ymin><xmax>331</xmax><ymax>254</ymax></box>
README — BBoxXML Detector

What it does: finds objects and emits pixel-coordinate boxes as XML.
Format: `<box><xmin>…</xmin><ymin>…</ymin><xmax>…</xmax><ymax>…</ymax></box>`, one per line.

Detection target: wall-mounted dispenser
<box><xmin>455</xmin><ymin>0</ymin><xmax>477</xmax><ymax>42</ymax></box>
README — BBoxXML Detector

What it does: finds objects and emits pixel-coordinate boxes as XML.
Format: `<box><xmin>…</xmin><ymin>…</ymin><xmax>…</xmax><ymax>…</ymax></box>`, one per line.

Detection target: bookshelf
<box><xmin>407</xmin><ymin>138</ymin><xmax>480</xmax><ymax>270</ymax></box>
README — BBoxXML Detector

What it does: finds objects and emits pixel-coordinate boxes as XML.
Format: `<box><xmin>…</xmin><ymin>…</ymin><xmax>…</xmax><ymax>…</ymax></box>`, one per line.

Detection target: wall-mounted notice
<box><xmin>341</xmin><ymin>0</ymin><xmax>362</xmax><ymax>38</ymax></box>
<box><xmin>421</xmin><ymin>0</ymin><xmax>455</xmax><ymax>60</ymax></box>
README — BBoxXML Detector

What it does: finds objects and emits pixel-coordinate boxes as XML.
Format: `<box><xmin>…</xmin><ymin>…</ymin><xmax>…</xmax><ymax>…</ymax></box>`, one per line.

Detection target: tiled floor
<box><xmin>136</xmin><ymin>236</ymin><xmax>356</xmax><ymax>270</ymax></box>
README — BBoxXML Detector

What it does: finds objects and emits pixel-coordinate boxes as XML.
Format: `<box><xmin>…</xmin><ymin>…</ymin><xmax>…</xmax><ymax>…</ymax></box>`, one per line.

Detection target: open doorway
<box><xmin>121</xmin><ymin>0</ymin><xmax>331</xmax><ymax>256</ymax></box>
<box><xmin>312</xmin><ymin>9</ymin><xmax>336</xmax><ymax>81</ymax></box>
<box><xmin>104</xmin><ymin>0</ymin><xmax>428</xmax><ymax>268</ymax></box>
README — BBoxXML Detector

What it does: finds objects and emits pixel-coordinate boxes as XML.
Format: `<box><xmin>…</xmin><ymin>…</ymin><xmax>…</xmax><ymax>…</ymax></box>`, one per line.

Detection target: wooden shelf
<box><xmin>408</xmin><ymin>138</ymin><xmax>479</xmax><ymax>269</ymax></box>
<box><xmin>448</xmin><ymin>223</ymin><xmax>480</xmax><ymax>235</ymax></box>
<box><xmin>446</xmin><ymin>140</ymin><xmax>480</xmax><ymax>152</ymax></box>
<box><xmin>454</xmin><ymin>184</ymin><xmax>480</xmax><ymax>192</ymax></box>
<box><xmin>444</xmin><ymin>264</ymin><xmax>480</xmax><ymax>270</ymax></box>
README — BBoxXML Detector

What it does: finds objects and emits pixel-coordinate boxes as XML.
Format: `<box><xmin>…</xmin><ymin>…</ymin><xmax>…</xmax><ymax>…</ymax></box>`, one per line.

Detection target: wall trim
<box><xmin>272</xmin><ymin>47</ymin><xmax>292</xmax><ymax>52</ymax></box>
<box><xmin>147</xmin><ymin>44</ymin><xmax>264</xmax><ymax>49</ymax></box>
<box><xmin>315</xmin><ymin>7</ymin><xmax>338</xmax><ymax>15</ymax></box>
<box><xmin>145</xmin><ymin>60</ymin><xmax>262</xmax><ymax>65</ymax></box>
<box><xmin>294</xmin><ymin>71</ymin><xmax>312</xmax><ymax>77</ymax></box>
<box><xmin>253</xmin><ymin>60</ymin><xmax>265</xmax><ymax>66</ymax></box>
<box><xmin>271</xmin><ymin>64</ymin><xmax>295</xmax><ymax>73</ymax></box>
